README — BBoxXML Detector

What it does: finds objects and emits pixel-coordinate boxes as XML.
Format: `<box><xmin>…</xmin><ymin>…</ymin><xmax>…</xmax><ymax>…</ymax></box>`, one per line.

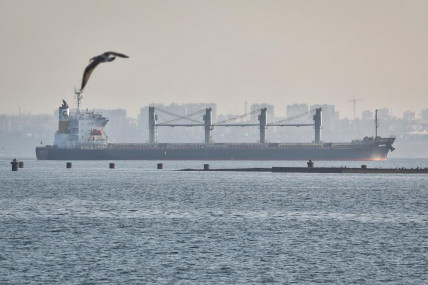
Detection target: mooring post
<box><xmin>11</xmin><ymin>159</ymin><xmax>18</xmax><ymax>171</ymax></box>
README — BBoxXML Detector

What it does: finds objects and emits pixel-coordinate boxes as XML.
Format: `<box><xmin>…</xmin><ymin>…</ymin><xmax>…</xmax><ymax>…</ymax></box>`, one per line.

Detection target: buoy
<box><xmin>157</xmin><ymin>163</ymin><xmax>163</xmax><ymax>169</ymax></box>
<box><xmin>109</xmin><ymin>163</ymin><xmax>115</xmax><ymax>169</ymax></box>
<box><xmin>11</xmin><ymin>159</ymin><xmax>19</xmax><ymax>171</ymax></box>
<box><xmin>204</xmin><ymin>164</ymin><xmax>210</xmax><ymax>171</ymax></box>
<box><xmin>18</xmin><ymin>161</ymin><xmax>24</xmax><ymax>168</ymax></box>
<box><xmin>66</xmin><ymin>162</ymin><xmax>72</xmax><ymax>169</ymax></box>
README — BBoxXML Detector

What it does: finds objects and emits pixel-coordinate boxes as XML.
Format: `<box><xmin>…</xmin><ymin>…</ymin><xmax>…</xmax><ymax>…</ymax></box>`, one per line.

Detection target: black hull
<box><xmin>36</xmin><ymin>141</ymin><xmax>394</xmax><ymax>161</ymax></box>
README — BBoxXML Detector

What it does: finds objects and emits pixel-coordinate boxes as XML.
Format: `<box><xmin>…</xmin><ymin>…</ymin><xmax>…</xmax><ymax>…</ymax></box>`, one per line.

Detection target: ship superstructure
<box><xmin>53</xmin><ymin>97</ymin><xmax>108</xmax><ymax>149</ymax></box>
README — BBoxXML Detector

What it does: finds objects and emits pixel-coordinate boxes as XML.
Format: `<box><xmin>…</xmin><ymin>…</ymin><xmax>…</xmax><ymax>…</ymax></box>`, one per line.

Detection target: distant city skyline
<box><xmin>3</xmin><ymin>100</ymin><xmax>428</xmax><ymax>122</ymax></box>
<box><xmin>1</xmin><ymin>1</ymin><xmax>427</xmax><ymax>118</ymax></box>
<box><xmin>2</xmin><ymin>100</ymin><xmax>427</xmax><ymax>158</ymax></box>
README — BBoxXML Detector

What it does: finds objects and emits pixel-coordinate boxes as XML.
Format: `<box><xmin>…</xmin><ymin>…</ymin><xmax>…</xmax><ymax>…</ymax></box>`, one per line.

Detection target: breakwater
<box><xmin>179</xmin><ymin>166</ymin><xmax>428</xmax><ymax>174</ymax></box>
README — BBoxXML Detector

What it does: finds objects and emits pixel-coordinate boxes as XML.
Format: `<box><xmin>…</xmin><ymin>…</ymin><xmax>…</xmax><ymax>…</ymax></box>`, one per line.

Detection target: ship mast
<box><xmin>375</xmin><ymin>109</ymin><xmax>379</xmax><ymax>138</ymax></box>
<box><xmin>74</xmin><ymin>88</ymin><xmax>83</xmax><ymax>114</ymax></box>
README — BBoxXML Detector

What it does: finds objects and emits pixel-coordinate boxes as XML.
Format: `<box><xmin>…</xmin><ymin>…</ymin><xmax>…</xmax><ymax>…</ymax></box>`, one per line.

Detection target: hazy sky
<box><xmin>1</xmin><ymin>0</ymin><xmax>427</xmax><ymax>118</ymax></box>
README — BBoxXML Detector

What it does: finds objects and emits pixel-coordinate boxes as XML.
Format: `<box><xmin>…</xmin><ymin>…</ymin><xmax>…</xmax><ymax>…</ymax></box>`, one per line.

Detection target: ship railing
<box><xmin>97</xmin><ymin>142</ymin><xmax>373</xmax><ymax>151</ymax></box>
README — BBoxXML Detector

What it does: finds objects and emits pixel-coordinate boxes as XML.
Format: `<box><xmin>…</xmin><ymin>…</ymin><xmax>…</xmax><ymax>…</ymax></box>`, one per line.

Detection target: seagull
<box><xmin>80</xmin><ymin>51</ymin><xmax>129</xmax><ymax>91</ymax></box>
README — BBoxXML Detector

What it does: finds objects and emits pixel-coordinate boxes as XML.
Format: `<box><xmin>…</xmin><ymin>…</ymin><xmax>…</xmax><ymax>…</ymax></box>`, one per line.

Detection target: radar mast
<box><xmin>74</xmin><ymin>88</ymin><xmax>83</xmax><ymax>114</ymax></box>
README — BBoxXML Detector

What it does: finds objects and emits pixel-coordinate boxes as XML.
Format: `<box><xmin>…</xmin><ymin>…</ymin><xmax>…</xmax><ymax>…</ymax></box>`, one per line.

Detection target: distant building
<box><xmin>99</xmin><ymin>109</ymin><xmax>140</xmax><ymax>143</ymax></box>
<box><xmin>360</xmin><ymin>110</ymin><xmax>375</xmax><ymax>136</ymax></box>
<box><xmin>0</xmin><ymin>114</ymin><xmax>11</xmax><ymax>131</ymax></box>
<box><xmin>0</xmin><ymin>113</ymin><xmax>56</xmax><ymax>157</ymax></box>
<box><xmin>420</xmin><ymin>108</ymin><xmax>428</xmax><ymax>121</ymax></box>
<box><xmin>377</xmin><ymin>108</ymin><xmax>392</xmax><ymax>121</ymax></box>
<box><xmin>286</xmin><ymin>104</ymin><xmax>309</xmax><ymax>118</ymax></box>
<box><xmin>250</xmin><ymin>103</ymin><xmax>274</xmax><ymax>123</ymax></box>
<box><xmin>311</xmin><ymin>104</ymin><xmax>337</xmax><ymax>132</ymax></box>
<box><xmin>361</xmin><ymin>110</ymin><xmax>373</xmax><ymax>121</ymax></box>
<box><xmin>403</xmin><ymin>111</ymin><xmax>416</xmax><ymax>122</ymax></box>
<box><xmin>102</xmin><ymin>109</ymin><xmax>127</xmax><ymax>127</ymax></box>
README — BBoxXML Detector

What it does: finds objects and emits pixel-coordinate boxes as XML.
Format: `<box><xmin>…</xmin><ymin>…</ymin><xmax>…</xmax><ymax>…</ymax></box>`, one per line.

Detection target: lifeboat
<box><xmin>91</xmin><ymin>129</ymin><xmax>103</xmax><ymax>136</ymax></box>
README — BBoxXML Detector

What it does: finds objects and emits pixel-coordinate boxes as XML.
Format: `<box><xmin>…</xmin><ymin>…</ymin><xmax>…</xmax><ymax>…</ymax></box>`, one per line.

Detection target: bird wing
<box><xmin>103</xmin><ymin>51</ymin><xmax>129</xmax><ymax>58</ymax></box>
<box><xmin>81</xmin><ymin>59</ymin><xmax>102</xmax><ymax>90</ymax></box>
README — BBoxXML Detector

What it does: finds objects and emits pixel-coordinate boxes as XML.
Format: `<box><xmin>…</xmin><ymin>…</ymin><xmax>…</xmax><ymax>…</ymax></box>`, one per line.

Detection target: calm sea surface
<box><xmin>0</xmin><ymin>158</ymin><xmax>427</xmax><ymax>284</ymax></box>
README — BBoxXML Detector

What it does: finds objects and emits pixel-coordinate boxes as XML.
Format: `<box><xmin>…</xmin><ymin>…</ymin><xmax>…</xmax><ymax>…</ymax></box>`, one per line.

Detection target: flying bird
<box><xmin>80</xmin><ymin>51</ymin><xmax>129</xmax><ymax>91</ymax></box>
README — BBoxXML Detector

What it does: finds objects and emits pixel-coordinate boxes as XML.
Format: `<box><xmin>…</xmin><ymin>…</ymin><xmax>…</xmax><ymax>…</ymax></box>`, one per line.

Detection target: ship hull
<box><xmin>36</xmin><ymin>142</ymin><xmax>393</xmax><ymax>161</ymax></box>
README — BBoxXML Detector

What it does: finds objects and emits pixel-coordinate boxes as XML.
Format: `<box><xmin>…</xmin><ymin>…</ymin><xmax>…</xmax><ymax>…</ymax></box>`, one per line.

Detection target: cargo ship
<box><xmin>36</xmin><ymin>97</ymin><xmax>396</xmax><ymax>161</ymax></box>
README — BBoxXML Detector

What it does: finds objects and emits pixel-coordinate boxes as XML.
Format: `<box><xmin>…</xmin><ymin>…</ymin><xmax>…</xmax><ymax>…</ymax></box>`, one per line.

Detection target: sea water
<box><xmin>0</xmin><ymin>159</ymin><xmax>427</xmax><ymax>284</ymax></box>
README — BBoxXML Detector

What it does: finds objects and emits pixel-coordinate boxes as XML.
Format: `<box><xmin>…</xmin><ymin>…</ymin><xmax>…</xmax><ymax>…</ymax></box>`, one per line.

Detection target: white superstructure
<box><xmin>54</xmin><ymin>99</ymin><xmax>109</xmax><ymax>149</ymax></box>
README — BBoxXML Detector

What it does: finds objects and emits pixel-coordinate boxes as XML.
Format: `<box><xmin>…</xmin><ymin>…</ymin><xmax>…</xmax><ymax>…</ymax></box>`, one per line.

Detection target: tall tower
<box><xmin>348</xmin><ymin>97</ymin><xmax>362</xmax><ymax>120</ymax></box>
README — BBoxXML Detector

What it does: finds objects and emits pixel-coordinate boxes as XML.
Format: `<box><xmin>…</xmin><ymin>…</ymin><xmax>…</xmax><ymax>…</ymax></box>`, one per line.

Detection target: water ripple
<box><xmin>0</xmin><ymin>159</ymin><xmax>427</xmax><ymax>284</ymax></box>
